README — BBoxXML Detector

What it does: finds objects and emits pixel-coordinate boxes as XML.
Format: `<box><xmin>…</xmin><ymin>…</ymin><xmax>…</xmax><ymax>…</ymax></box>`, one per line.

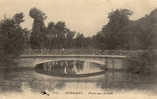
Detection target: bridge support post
<box><xmin>112</xmin><ymin>59</ymin><xmax>115</xmax><ymax>70</ymax></box>
<box><xmin>111</xmin><ymin>59</ymin><xmax>115</xmax><ymax>80</ymax></box>
<box><xmin>105</xmin><ymin>57</ymin><xmax>108</xmax><ymax>70</ymax></box>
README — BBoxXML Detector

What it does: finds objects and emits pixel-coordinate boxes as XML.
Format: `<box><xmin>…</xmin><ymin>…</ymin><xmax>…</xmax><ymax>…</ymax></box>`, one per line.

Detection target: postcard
<box><xmin>0</xmin><ymin>0</ymin><xmax>157</xmax><ymax>99</ymax></box>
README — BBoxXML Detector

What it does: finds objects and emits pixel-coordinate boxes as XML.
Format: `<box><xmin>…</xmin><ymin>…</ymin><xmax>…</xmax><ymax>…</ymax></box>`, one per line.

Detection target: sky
<box><xmin>0</xmin><ymin>0</ymin><xmax>157</xmax><ymax>36</ymax></box>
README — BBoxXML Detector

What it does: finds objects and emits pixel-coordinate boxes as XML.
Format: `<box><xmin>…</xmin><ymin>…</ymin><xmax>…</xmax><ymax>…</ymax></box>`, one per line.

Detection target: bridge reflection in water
<box><xmin>35</xmin><ymin>60</ymin><xmax>105</xmax><ymax>77</ymax></box>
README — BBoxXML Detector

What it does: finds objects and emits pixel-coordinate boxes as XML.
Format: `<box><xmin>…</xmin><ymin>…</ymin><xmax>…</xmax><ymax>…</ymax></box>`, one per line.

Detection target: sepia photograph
<box><xmin>0</xmin><ymin>0</ymin><xmax>157</xmax><ymax>99</ymax></box>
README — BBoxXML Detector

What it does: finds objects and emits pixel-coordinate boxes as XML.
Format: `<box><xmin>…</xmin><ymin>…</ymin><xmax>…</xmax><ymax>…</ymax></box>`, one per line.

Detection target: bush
<box><xmin>125</xmin><ymin>49</ymin><xmax>157</xmax><ymax>74</ymax></box>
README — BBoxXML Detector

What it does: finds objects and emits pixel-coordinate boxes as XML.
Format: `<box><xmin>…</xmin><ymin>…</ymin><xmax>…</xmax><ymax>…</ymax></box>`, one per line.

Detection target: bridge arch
<box><xmin>34</xmin><ymin>58</ymin><xmax>105</xmax><ymax>66</ymax></box>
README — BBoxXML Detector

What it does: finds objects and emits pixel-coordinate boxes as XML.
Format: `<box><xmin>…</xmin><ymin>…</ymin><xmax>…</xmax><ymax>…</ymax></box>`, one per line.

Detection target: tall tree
<box><xmin>96</xmin><ymin>9</ymin><xmax>133</xmax><ymax>50</ymax></box>
<box><xmin>46</xmin><ymin>21</ymin><xmax>56</xmax><ymax>49</ymax></box>
<box><xmin>29</xmin><ymin>8</ymin><xmax>47</xmax><ymax>49</ymax></box>
<box><xmin>74</xmin><ymin>33</ymin><xmax>86</xmax><ymax>48</ymax></box>
<box><xmin>65</xmin><ymin>29</ymin><xmax>75</xmax><ymax>48</ymax></box>
<box><xmin>55</xmin><ymin>21</ymin><xmax>66</xmax><ymax>48</ymax></box>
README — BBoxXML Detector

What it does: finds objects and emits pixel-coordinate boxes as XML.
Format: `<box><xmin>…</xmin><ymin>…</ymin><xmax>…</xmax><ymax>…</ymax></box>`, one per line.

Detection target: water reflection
<box><xmin>96</xmin><ymin>70</ymin><xmax>156</xmax><ymax>92</ymax></box>
<box><xmin>0</xmin><ymin>60</ymin><xmax>156</xmax><ymax>94</ymax></box>
<box><xmin>35</xmin><ymin>60</ymin><xmax>105</xmax><ymax>77</ymax></box>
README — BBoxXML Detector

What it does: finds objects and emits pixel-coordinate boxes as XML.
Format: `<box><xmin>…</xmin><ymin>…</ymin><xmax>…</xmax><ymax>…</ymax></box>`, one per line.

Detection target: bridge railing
<box><xmin>22</xmin><ymin>49</ymin><xmax>145</xmax><ymax>56</ymax></box>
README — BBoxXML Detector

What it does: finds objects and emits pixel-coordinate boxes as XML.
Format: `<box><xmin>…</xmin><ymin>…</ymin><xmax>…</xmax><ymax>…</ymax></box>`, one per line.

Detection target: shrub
<box><xmin>125</xmin><ymin>49</ymin><xmax>157</xmax><ymax>74</ymax></box>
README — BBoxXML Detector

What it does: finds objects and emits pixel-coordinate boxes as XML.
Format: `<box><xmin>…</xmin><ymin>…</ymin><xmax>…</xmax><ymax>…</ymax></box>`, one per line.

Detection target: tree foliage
<box><xmin>29</xmin><ymin>8</ymin><xmax>89</xmax><ymax>49</ymax></box>
<box><xmin>95</xmin><ymin>8</ymin><xmax>157</xmax><ymax>50</ymax></box>
<box><xmin>29</xmin><ymin>8</ymin><xmax>47</xmax><ymax>49</ymax></box>
<box><xmin>0</xmin><ymin>13</ymin><xmax>25</xmax><ymax>64</ymax></box>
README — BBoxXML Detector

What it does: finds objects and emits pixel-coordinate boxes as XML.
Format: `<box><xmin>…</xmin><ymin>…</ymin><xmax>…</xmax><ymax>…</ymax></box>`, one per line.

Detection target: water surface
<box><xmin>0</xmin><ymin>59</ymin><xmax>156</xmax><ymax>95</ymax></box>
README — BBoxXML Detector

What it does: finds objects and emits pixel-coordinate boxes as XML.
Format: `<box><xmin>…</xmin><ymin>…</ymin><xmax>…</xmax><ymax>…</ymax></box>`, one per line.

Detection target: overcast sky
<box><xmin>0</xmin><ymin>0</ymin><xmax>157</xmax><ymax>36</ymax></box>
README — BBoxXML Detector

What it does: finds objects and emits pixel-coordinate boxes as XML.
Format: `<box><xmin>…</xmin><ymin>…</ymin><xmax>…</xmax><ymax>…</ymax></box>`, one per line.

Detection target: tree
<box><xmin>46</xmin><ymin>21</ymin><xmax>57</xmax><ymax>49</ymax></box>
<box><xmin>122</xmin><ymin>8</ymin><xmax>157</xmax><ymax>49</ymax></box>
<box><xmin>55</xmin><ymin>21</ymin><xmax>66</xmax><ymax>40</ymax></box>
<box><xmin>44</xmin><ymin>20</ymin><xmax>76</xmax><ymax>49</ymax></box>
<box><xmin>13</xmin><ymin>12</ymin><xmax>24</xmax><ymax>25</ymax></box>
<box><xmin>54</xmin><ymin>21</ymin><xmax>69</xmax><ymax>48</ymax></box>
<box><xmin>0</xmin><ymin>13</ymin><xmax>25</xmax><ymax>64</ymax></box>
<box><xmin>29</xmin><ymin>8</ymin><xmax>47</xmax><ymax>49</ymax></box>
<box><xmin>22</xmin><ymin>28</ymin><xmax>31</xmax><ymax>49</ymax></box>
<box><xmin>96</xmin><ymin>9</ymin><xmax>133</xmax><ymax>50</ymax></box>
<box><xmin>74</xmin><ymin>33</ymin><xmax>86</xmax><ymax>48</ymax></box>
<box><xmin>64</xmin><ymin>29</ymin><xmax>75</xmax><ymax>48</ymax></box>
<box><xmin>136</xmin><ymin>15</ymin><xmax>156</xmax><ymax>49</ymax></box>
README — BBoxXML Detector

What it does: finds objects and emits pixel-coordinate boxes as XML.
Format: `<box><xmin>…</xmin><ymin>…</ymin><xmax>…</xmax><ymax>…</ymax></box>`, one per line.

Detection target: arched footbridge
<box><xmin>17</xmin><ymin>55</ymin><xmax>127</xmax><ymax>69</ymax></box>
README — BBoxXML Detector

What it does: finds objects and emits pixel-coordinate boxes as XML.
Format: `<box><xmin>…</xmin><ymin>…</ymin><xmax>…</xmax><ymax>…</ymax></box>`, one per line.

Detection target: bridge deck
<box><xmin>20</xmin><ymin>55</ymin><xmax>127</xmax><ymax>59</ymax></box>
